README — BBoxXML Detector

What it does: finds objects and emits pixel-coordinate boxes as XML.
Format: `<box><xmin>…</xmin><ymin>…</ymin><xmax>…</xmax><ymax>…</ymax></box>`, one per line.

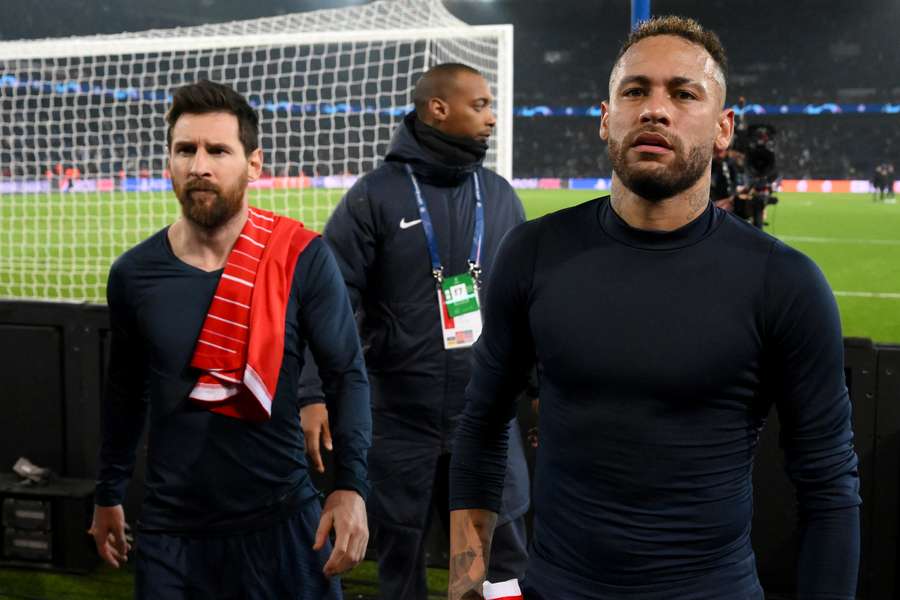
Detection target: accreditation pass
<box><xmin>437</xmin><ymin>272</ymin><xmax>483</xmax><ymax>350</ymax></box>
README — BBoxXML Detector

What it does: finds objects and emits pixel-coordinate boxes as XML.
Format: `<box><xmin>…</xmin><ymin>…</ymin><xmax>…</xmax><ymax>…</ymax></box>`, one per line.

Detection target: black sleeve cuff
<box><xmin>333</xmin><ymin>471</ymin><xmax>370</xmax><ymax>501</ymax></box>
<box><xmin>297</xmin><ymin>395</ymin><xmax>325</xmax><ymax>408</ymax></box>
<box><xmin>93</xmin><ymin>479</ymin><xmax>128</xmax><ymax>507</ymax></box>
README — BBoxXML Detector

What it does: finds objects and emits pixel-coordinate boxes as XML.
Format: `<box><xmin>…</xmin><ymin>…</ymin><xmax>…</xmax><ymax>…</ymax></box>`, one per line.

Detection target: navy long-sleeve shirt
<box><xmin>95</xmin><ymin>228</ymin><xmax>370</xmax><ymax>534</ymax></box>
<box><xmin>449</xmin><ymin>198</ymin><xmax>860</xmax><ymax>599</ymax></box>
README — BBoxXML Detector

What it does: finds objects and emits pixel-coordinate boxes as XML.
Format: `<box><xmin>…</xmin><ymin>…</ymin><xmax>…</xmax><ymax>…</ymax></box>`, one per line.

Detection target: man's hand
<box><xmin>300</xmin><ymin>403</ymin><xmax>332</xmax><ymax>473</ymax></box>
<box><xmin>313</xmin><ymin>490</ymin><xmax>368</xmax><ymax>577</ymax></box>
<box><xmin>88</xmin><ymin>504</ymin><xmax>130</xmax><ymax>568</ymax></box>
<box><xmin>449</xmin><ymin>509</ymin><xmax>498</xmax><ymax>600</ymax></box>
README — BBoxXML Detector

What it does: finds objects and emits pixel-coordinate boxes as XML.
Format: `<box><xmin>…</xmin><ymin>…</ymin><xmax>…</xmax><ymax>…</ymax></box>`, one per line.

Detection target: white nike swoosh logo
<box><xmin>399</xmin><ymin>218</ymin><xmax>422</xmax><ymax>230</ymax></box>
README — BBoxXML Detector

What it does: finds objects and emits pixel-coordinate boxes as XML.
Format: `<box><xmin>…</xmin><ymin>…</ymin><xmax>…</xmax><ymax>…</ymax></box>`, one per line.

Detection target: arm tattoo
<box><xmin>450</xmin><ymin>548</ymin><xmax>477</xmax><ymax>574</ymax></box>
<box><xmin>449</xmin><ymin>548</ymin><xmax>486</xmax><ymax>599</ymax></box>
<box><xmin>449</xmin><ymin>516</ymin><xmax>493</xmax><ymax>600</ymax></box>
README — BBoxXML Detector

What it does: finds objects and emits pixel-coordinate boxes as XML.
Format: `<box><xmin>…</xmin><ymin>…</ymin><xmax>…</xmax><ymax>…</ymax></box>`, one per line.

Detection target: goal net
<box><xmin>0</xmin><ymin>0</ymin><xmax>513</xmax><ymax>303</ymax></box>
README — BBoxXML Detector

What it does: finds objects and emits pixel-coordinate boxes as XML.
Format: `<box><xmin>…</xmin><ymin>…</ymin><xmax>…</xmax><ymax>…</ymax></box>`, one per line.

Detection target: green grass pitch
<box><xmin>1</xmin><ymin>189</ymin><xmax>898</xmax><ymax>343</ymax></box>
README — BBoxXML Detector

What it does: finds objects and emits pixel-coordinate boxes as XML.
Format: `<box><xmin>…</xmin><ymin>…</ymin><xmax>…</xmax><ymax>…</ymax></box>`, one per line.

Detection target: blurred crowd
<box><xmin>504</xmin><ymin>0</ymin><xmax>898</xmax><ymax>178</ymax></box>
<box><xmin>513</xmin><ymin>114</ymin><xmax>900</xmax><ymax>180</ymax></box>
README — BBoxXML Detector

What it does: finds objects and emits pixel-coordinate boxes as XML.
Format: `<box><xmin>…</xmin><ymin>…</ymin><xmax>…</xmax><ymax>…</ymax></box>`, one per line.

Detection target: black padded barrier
<box><xmin>0</xmin><ymin>299</ymin><xmax>897</xmax><ymax>598</ymax></box>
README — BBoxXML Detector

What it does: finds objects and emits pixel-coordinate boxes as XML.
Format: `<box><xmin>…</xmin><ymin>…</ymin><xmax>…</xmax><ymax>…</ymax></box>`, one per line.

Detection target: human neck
<box><xmin>609</xmin><ymin>174</ymin><xmax>711</xmax><ymax>231</ymax></box>
<box><xmin>412</xmin><ymin>113</ymin><xmax>487</xmax><ymax>167</ymax></box>
<box><xmin>168</xmin><ymin>203</ymin><xmax>248</xmax><ymax>272</ymax></box>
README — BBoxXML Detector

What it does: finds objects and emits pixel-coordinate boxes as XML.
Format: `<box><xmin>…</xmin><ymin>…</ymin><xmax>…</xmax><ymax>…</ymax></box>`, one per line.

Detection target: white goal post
<box><xmin>0</xmin><ymin>0</ymin><xmax>513</xmax><ymax>303</ymax></box>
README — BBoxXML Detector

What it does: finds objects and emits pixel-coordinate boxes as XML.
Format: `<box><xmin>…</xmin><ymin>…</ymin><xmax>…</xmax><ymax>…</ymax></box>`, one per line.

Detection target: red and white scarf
<box><xmin>188</xmin><ymin>207</ymin><xmax>317</xmax><ymax>421</ymax></box>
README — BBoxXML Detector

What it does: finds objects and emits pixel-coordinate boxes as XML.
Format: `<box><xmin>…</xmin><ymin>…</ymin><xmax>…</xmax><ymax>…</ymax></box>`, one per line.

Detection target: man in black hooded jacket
<box><xmin>298</xmin><ymin>63</ymin><xmax>530</xmax><ymax>598</ymax></box>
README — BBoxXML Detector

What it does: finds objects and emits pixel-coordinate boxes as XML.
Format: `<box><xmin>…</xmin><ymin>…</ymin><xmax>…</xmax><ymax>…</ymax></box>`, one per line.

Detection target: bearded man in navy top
<box><xmin>90</xmin><ymin>80</ymin><xmax>371</xmax><ymax>599</ymax></box>
<box><xmin>448</xmin><ymin>16</ymin><xmax>860</xmax><ymax>600</ymax></box>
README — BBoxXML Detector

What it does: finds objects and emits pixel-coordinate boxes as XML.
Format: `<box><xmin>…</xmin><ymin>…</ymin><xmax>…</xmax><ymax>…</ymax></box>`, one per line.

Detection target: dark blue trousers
<box><xmin>370</xmin><ymin>452</ymin><xmax>528</xmax><ymax>600</ymax></box>
<box><xmin>135</xmin><ymin>499</ymin><xmax>342</xmax><ymax>600</ymax></box>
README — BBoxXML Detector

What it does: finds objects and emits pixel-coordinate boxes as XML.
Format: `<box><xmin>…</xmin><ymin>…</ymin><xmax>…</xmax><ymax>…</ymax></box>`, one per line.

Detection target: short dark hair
<box><xmin>412</xmin><ymin>63</ymin><xmax>483</xmax><ymax>114</ymax></box>
<box><xmin>165</xmin><ymin>80</ymin><xmax>259</xmax><ymax>154</ymax></box>
<box><xmin>614</xmin><ymin>16</ymin><xmax>728</xmax><ymax>90</ymax></box>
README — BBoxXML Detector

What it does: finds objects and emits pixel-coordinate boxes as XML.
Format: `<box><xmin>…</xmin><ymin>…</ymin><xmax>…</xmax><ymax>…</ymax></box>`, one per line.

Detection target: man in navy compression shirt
<box><xmin>90</xmin><ymin>81</ymin><xmax>371</xmax><ymax>599</ymax></box>
<box><xmin>448</xmin><ymin>16</ymin><xmax>860</xmax><ymax>600</ymax></box>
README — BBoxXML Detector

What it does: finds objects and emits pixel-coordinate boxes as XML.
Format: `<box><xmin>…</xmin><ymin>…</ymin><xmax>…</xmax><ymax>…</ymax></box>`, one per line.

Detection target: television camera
<box><xmin>733</xmin><ymin>124</ymin><xmax>779</xmax><ymax>229</ymax></box>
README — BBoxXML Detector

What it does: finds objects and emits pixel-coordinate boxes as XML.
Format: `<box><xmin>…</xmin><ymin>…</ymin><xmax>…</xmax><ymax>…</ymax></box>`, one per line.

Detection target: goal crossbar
<box><xmin>0</xmin><ymin>25</ymin><xmax>512</xmax><ymax>60</ymax></box>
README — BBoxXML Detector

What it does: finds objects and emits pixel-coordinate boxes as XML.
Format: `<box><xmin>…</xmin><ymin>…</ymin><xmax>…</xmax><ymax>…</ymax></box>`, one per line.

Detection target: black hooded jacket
<box><xmin>299</xmin><ymin>112</ymin><xmax>530</xmax><ymax>522</ymax></box>
<box><xmin>300</xmin><ymin>112</ymin><xmax>527</xmax><ymax>447</ymax></box>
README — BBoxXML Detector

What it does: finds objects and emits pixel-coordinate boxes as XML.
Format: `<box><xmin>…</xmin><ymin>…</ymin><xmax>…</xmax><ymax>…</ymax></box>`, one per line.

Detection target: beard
<box><xmin>608</xmin><ymin>130</ymin><xmax>711</xmax><ymax>202</ymax></box>
<box><xmin>174</xmin><ymin>175</ymin><xmax>246</xmax><ymax>230</ymax></box>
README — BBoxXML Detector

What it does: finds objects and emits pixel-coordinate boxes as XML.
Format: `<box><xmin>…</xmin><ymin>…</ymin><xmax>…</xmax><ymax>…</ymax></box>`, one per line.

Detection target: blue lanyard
<box><xmin>405</xmin><ymin>164</ymin><xmax>484</xmax><ymax>285</ymax></box>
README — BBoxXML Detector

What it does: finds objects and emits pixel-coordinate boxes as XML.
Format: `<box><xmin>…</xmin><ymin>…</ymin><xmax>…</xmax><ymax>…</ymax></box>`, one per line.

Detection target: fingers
<box><xmin>306</xmin><ymin>426</ymin><xmax>324</xmax><ymax>473</ymax></box>
<box><xmin>89</xmin><ymin>528</ymin><xmax>124</xmax><ymax>568</ymax></box>
<box><xmin>112</xmin><ymin>527</ymin><xmax>131</xmax><ymax>559</ymax></box>
<box><xmin>528</xmin><ymin>426</ymin><xmax>539</xmax><ymax>448</ymax></box>
<box><xmin>301</xmin><ymin>404</ymin><xmax>331</xmax><ymax>473</ymax></box>
<box><xmin>89</xmin><ymin>527</ymin><xmax>114</xmax><ymax>568</ymax></box>
<box><xmin>313</xmin><ymin>509</ymin><xmax>333</xmax><ymax>552</ymax></box>
<box><xmin>320</xmin><ymin>493</ymin><xmax>368</xmax><ymax>576</ymax></box>
<box><xmin>106</xmin><ymin>531</ymin><xmax>128</xmax><ymax>566</ymax></box>
<box><xmin>323</xmin><ymin>524</ymin><xmax>350</xmax><ymax>577</ymax></box>
<box><xmin>98</xmin><ymin>543</ymin><xmax>121</xmax><ymax>568</ymax></box>
<box><xmin>321</xmin><ymin>419</ymin><xmax>333</xmax><ymax>452</ymax></box>
<box><xmin>89</xmin><ymin>505</ymin><xmax>129</xmax><ymax>569</ymax></box>
<box><xmin>323</xmin><ymin>528</ymin><xmax>366</xmax><ymax>576</ymax></box>
<box><xmin>350</xmin><ymin>525</ymin><xmax>369</xmax><ymax>564</ymax></box>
